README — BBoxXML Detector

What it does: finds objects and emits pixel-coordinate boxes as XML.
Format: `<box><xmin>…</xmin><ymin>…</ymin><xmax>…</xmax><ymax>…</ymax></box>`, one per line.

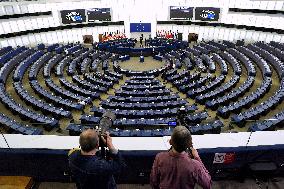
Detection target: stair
<box><xmin>0</xmin><ymin>176</ymin><xmax>33</xmax><ymax>189</ymax></box>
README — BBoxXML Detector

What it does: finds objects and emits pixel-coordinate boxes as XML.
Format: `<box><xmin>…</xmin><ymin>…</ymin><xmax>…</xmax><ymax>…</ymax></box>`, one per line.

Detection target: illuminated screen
<box><xmin>60</xmin><ymin>9</ymin><xmax>86</xmax><ymax>24</ymax></box>
<box><xmin>195</xmin><ymin>7</ymin><xmax>220</xmax><ymax>21</ymax></box>
<box><xmin>87</xmin><ymin>8</ymin><xmax>111</xmax><ymax>22</ymax></box>
<box><xmin>168</xmin><ymin>121</ymin><xmax>177</xmax><ymax>126</ymax></box>
<box><xmin>170</xmin><ymin>6</ymin><xmax>194</xmax><ymax>20</ymax></box>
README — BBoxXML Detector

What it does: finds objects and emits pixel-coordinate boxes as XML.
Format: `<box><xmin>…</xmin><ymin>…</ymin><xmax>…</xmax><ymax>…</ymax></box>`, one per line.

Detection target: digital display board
<box><xmin>170</xmin><ymin>6</ymin><xmax>194</xmax><ymax>20</ymax></box>
<box><xmin>60</xmin><ymin>9</ymin><xmax>86</xmax><ymax>24</ymax></box>
<box><xmin>130</xmin><ymin>23</ymin><xmax>151</xmax><ymax>32</ymax></box>
<box><xmin>87</xmin><ymin>8</ymin><xmax>111</xmax><ymax>22</ymax></box>
<box><xmin>168</xmin><ymin>121</ymin><xmax>177</xmax><ymax>126</ymax></box>
<box><xmin>195</xmin><ymin>7</ymin><xmax>220</xmax><ymax>21</ymax></box>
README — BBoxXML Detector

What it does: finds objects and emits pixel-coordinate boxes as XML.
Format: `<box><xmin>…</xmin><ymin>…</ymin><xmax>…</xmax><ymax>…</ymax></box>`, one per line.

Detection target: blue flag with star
<box><xmin>130</xmin><ymin>23</ymin><xmax>151</xmax><ymax>32</ymax></box>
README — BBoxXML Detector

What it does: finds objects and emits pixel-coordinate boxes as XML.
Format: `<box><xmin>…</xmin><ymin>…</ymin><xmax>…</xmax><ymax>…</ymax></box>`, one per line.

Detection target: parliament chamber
<box><xmin>1</xmin><ymin>38</ymin><xmax>284</xmax><ymax>136</ymax></box>
<box><xmin>0</xmin><ymin>0</ymin><xmax>284</xmax><ymax>188</ymax></box>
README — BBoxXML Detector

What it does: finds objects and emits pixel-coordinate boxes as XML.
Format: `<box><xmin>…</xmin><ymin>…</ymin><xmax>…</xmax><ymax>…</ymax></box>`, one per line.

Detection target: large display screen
<box><xmin>130</xmin><ymin>23</ymin><xmax>151</xmax><ymax>32</ymax></box>
<box><xmin>87</xmin><ymin>8</ymin><xmax>111</xmax><ymax>22</ymax></box>
<box><xmin>60</xmin><ymin>9</ymin><xmax>86</xmax><ymax>24</ymax></box>
<box><xmin>195</xmin><ymin>7</ymin><xmax>220</xmax><ymax>21</ymax></box>
<box><xmin>170</xmin><ymin>6</ymin><xmax>194</xmax><ymax>20</ymax></box>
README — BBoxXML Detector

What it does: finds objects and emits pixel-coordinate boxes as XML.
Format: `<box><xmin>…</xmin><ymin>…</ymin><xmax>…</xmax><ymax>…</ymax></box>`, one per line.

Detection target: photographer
<box><xmin>150</xmin><ymin>126</ymin><xmax>212</xmax><ymax>189</ymax></box>
<box><xmin>69</xmin><ymin>129</ymin><xmax>126</xmax><ymax>189</ymax></box>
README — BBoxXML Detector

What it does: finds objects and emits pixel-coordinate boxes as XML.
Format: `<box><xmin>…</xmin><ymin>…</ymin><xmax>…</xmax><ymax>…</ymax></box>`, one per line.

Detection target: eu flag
<box><xmin>130</xmin><ymin>23</ymin><xmax>151</xmax><ymax>32</ymax></box>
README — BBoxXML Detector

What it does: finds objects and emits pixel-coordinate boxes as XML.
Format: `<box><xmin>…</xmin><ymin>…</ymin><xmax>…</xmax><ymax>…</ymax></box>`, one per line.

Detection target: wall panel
<box><xmin>56</xmin><ymin>31</ymin><xmax>64</xmax><ymax>44</ymax></box>
<box><xmin>2</xmin><ymin>21</ymin><xmax>11</xmax><ymax>34</ymax></box>
<box><xmin>0</xmin><ymin>6</ymin><xmax>6</xmax><ymax>16</ymax></box>
<box><xmin>0</xmin><ymin>0</ymin><xmax>282</xmax><ymax>38</ymax></box>
<box><xmin>0</xmin><ymin>40</ymin><xmax>8</xmax><ymax>48</ymax></box>
<box><xmin>258</xmin><ymin>32</ymin><xmax>267</xmax><ymax>42</ymax></box>
<box><xmin>66</xmin><ymin>29</ymin><xmax>73</xmax><ymax>43</ymax></box>
<box><xmin>281</xmin><ymin>36</ymin><xmax>284</xmax><ymax>43</ymax></box>
<box><xmin>228</xmin><ymin>29</ymin><xmax>235</xmax><ymax>41</ymax></box>
<box><xmin>259</xmin><ymin>1</ymin><xmax>268</xmax><ymax>10</ymax></box>
<box><xmin>61</xmin><ymin>30</ymin><xmax>68</xmax><ymax>43</ymax></box>
<box><xmin>252</xmin><ymin>31</ymin><xmax>260</xmax><ymax>42</ymax></box>
<box><xmin>46</xmin><ymin>17</ymin><xmax>55</xmax><ymax>28</ymax></box>
<box><xmin>267</xmin><ymin>1</ymin><xmax>276</xmax><ymax>10</ymax></box>
<box><xmin>24</xmin><ymin>19</ymin><xmax>33</xmax><ymax>31</ymax></box>
<box><xmin>34</xmin><ymin>33</ymin><xmax>42</xmax><ymax>44</ymax></box>
<box><xmin>36</xmin><ymin>18</ymin><xmax>44</xmax><ymax>29</ymax></box>
<box><xmin>7</xmin><ymin>38</ymin><xmax>16</xmax><ymax>47</ymax></box>
<box><xmin>28</xmin><ymin>34</ymin><xmax>37</xmax><ymax>46</ymax></box>
<box><xmin>45</xmin><ymin>32</ymin><xmax>53</xmax><ymax>45</ymax></box>
<box><xmin>0</xmin><ymin>23</ymin><xmax>4</xmax><ymax>34</ymax></box>
<box><xmin>9</xmin><ymin>20</ymin><xmax>19</xmax><ymax>33</ymax></box>
<box><xmin>275</xmin><ymin>1</ymin><xmax>284</xmax><ymax>10</ymax></box>
<box><xmin>246</xmin><ymin>31</ymin><xmax>254</xmax><ymax>42</ymax></box>
<box><xmin>213</xmin><ymin>27</ymin><xmax>219</xmax><ymax>40</ymax></box>
<box><xmin>0</xmin><ymin>0</ymin><xmax>283</xmax><ymax>47</ymax></box>
<box><xmin>19</xmin><ymin>4</ymin><xmax>28</xmax><ymax>14</ymax></box>
<box><xmin>265</xmin><ymin>33</ymin><xmax>274</xmax><ymax>43</ymax></box>
<box><xmin>239</xmin><ymin>30</ymin><xmax>246</xmax><ymax>41</ymax></box>
<box><xmin>72</xmin><ymin>29</ymin><xmax>79</xmax><ymax>43</ymax></box>
<box><xmin>12</xmin><ymin>5</ymin><xmax>21</xmax><ymax>15</ymax></box>
<box><xmin>40</xmin><ymin>33</ymin><xmax>48</xmax><ymax>44</ymax></box>
<box><xmin>16</xmin><ymin>20</ymin><xmax>26</xmax><ymax>32</ymax></box>
<box><xmin>41</xmin><ymin>17</ymin><xmax>50</xmax><ymax>28</ymax></box>
<box><xmin>15</xmin><ymin>37</ymin><xmax>23</xmax><ymax>46</ymax></box>
<box><xmin>27</xmin><ymin>4</ymin><xmax>35</xmax><ymax>13</ymax></box>
<box><xmin>273</xmin><ymin>34</ymin><xmax>281</xmax><ymax>42</ymax></box>
<box><xmin>198</xmin><ymin>26</ymin><xmax>205</xmax><ymax>41</ymax></box>
<box><xmin>30</xmin><ymin>19</ymin><xmax>39</xmax><ymax>30</ymax></box>
<box><xmin>21</xmin><ymin>36</ymin><xmax>29</xmax><ymax>46</ymax></box>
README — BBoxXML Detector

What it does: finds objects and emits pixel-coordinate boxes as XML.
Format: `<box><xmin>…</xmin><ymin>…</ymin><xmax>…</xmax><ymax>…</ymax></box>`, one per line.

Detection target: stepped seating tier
<box><xmin>0</xmin><ymin>40</ymin><xmax>283</xmax><ymax>135</ymax></box>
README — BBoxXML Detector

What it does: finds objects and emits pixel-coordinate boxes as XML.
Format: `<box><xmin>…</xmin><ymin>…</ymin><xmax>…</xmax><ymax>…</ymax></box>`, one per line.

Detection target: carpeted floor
<box><xmin>119</xmin><ymin>57</ymin><xmax>166</xmax><ymax>71</ymax></box>
<box><xmin>37</xmin><ymin>177</ymin><xmax>284</xmax><ymax>189</ymax></box>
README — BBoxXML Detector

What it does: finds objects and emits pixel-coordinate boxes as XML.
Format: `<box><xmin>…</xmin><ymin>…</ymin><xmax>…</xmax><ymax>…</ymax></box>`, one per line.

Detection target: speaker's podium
<box><xmin>83</xmin><ymin>35</ymin><xmax>93</xmax><ymax>48</ymax></box>
<box><xmin>188</xmin><ymin>33</ymin><xmax>198</xmax><ymax>43</ymax></box>
<box><xmin>140</xmin><ymin>55</ymin><xmax>144</xmax><ymax>63</ymax></box>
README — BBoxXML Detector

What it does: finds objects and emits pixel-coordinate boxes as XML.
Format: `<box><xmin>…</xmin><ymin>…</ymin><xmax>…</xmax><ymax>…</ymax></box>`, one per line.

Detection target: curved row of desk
<box><xmin>0</xmin><ymin>39</ymin><xmax>284</xmax><ymax>135</ymax></box>
<box><xmin>164</xmin><ymin>42</ymin><xmax>284</xmax><ymax>131</ymax></box>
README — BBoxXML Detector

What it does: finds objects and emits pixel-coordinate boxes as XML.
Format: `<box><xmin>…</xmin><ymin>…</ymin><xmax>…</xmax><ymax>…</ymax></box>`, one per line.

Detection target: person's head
<box><xmin>169</xmin><ymin>126</ymin><xmax>192</xmax><ymax>153</ymax></box>
<box><xmin>79</xmin><ymin>129</ymin><xmax>99</xmax><ymax>153</ymax></box>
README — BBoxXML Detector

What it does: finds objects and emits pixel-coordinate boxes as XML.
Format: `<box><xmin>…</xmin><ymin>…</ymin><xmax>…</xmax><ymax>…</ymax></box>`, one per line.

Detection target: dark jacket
<box><xmin>69</xmin><ymin>150</ymin><xmax>126</xmax><ymax>189</ymax></box>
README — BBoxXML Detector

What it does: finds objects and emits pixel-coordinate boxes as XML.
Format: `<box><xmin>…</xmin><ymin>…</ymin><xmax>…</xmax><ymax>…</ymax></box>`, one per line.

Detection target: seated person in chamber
<box><xmin>150</xmin><ymin>126</ymin><xmax>212</xmax><ymax>189</ymax></box>
<box><xmin>69</xmin><ymin>129</ymin><xmax>126</xmax><ymax>189</ymax></box>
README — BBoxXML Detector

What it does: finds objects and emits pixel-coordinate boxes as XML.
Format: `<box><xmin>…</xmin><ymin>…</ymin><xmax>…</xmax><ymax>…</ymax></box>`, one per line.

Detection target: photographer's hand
<box><xmin>101</xmin><ymin>132</ymin><xmax>118</xmax><ymax>154</ymax></box>
<box><xmin>190</xmin><ymin>147</ymin><xmax>201</xmax><ymax>161</ymax></box>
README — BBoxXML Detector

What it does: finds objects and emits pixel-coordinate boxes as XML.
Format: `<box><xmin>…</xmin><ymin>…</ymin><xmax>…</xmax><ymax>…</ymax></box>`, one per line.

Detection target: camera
<box><xmin>186</xmin><ymin>147</ymin><xmax>194</xmax><ymax>159</ymax></box>
<box><xmin>98</xmin><ymin>111</ymin><xmax>116</xmax><ymax>133</ymax></box>
<box><xmin>97</xmin><ymin>111</ymin><xmax>116</xmax><ymax>159</ymax></box>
